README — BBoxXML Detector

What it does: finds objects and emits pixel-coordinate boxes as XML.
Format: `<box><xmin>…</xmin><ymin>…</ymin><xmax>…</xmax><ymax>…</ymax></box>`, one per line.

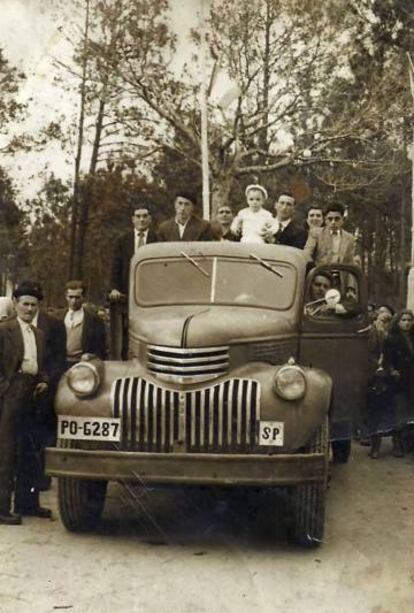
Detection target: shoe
<box><xmin>0</xmin><ymin>512</ymin><xmax>22</xmax><ymax>525</ymax></box>
<box><xmin>16</xmin><ymin>506</ymin><xmax>52</xmax><ymax>519</ymax></box>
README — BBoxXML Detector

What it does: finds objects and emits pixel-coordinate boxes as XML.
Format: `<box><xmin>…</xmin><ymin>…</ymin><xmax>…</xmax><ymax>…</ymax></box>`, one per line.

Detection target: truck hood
<box><xmin>131</xmin><ymin>306</ymin><xmax>296</xmax><ymax>347</ymax></box>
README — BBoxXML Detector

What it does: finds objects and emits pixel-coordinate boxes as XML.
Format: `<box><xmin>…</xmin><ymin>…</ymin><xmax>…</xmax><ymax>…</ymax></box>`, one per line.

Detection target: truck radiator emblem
<box><xmin>112</xmin><ymin>377</ymin><xmax>260</xmax><ymax>453</ymax></box>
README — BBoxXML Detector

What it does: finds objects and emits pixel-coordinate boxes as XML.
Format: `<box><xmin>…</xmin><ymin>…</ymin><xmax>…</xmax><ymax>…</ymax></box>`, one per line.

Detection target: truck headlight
<box><xmin>273</xmin><ymin>364</ymin><xmax>306</xmax><ymax>400</ymax></box>
<box><xmin>67</xmin><ymin>362</ymin><xmax>100</xmax><ymax>397</ymax></box>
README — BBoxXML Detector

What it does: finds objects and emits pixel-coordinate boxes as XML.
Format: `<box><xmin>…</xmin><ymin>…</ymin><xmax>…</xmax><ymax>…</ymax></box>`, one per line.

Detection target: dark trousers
<box><xmin>0</xmin><ymin>374</ymin><xmax>41</xmax><ymax>514</ymax></box>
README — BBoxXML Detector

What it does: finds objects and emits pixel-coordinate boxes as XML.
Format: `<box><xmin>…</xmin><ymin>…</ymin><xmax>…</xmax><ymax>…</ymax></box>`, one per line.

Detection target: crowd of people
<box><xmin>0</xmin><ymin>184</ymin><xmax>412</xmax><ymax>525</ymax></box>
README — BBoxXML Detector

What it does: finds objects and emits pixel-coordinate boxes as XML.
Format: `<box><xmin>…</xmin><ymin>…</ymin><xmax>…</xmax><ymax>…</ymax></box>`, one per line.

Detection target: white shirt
<box><xmin>17</xmin><ymin>317</ymin><xmax>38</xmax><ymax>375</ymax></box>
<box><xmin>175</xmin><ymin>218</ymin><xmax>189</xmax><ymax>239</ymax></box>
<box><xmin>331</xmin><ymin>229</ymin><xmax>341</xmax><ymax>262</ymax></box>
<box><xmin>230</xmin><ymin>208</ymin><xmax>274</xmax><ymax>243</ymax></box>
<box><xmin>134</xmin><ymin>229</ymin><xmax>149</xmax><ymax>252</ymax></box>
<box><xmin>271</xmin><ymin>218</ymin><xmax>291</xmax><ymax>235</ymax></box>
<box><xmin>64</xmin><ymin>307</ymin><xmax>85</xmax><ymax>329</ymax></box>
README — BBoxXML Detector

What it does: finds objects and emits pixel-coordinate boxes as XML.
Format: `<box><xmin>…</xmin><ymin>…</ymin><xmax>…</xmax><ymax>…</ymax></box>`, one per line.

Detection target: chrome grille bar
<box><xmin>112</xmin><ymin>377</ymin><xmax>260</xmax><ymax>453</ymax></box>
<box><xmin>147</xmin><ymin>344</ymin><xmax>230</xmax><ymax>382</ymax></box>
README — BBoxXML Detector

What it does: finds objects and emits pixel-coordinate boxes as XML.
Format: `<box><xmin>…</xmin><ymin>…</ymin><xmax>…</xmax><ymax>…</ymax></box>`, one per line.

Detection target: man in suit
<box><xmin>158</xmin><ymin>191</ymin><xmax>213</xmax><ymax>241</ymax></box>
<box><xmin>304</xmin><ymin>203</ymin><xmax>356</xmax><ymax>265</ymax></box>
<box><xmin>0</xmin><ymin>282</ymin><xmax>51</xmax><ymax>524</ymax></box>
<box><xmin>29</xmin><ymin>283</ymin><xmax>67</xmax><ymax>490</ymax></box>
<box><xmin>264</xmin><ymin>192</ymin><xmax>307</xmax><ymax>248</ymax></box>
<box><xmin>110</xmin><ymin>205</ymin><xmax>158</xmax><ymax>359</ymax></box>
<box><xmin>110</xmin><ymin>205</ymin><xmax>158</xmax><ymax>300</ymax></box>
<box><xmin>63</xmin><ymin>280</ymin><xmax>106</xmax><ymax>366</ymax></box>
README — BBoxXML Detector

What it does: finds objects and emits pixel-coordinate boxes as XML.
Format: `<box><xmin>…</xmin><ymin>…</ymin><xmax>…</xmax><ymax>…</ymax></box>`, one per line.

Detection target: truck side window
<box><xmin>305</xmin><ymin>269</ymin><xmax>362</xmax><ymax>319</ymax></box>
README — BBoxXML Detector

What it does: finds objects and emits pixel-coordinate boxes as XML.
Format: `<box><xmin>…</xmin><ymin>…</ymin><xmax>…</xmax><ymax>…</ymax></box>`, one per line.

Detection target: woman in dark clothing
<box><xmin>369</xmin><ymin>309</ymin><xmax>414</xmax><ymax>458</ymax></box>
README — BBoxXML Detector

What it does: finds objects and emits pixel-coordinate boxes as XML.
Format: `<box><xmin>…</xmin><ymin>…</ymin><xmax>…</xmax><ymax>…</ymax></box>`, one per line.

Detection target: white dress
<box><xmin>230</xmin><ymin>207</ymin><xmax>274</xmax><ymax>243</ymax></box>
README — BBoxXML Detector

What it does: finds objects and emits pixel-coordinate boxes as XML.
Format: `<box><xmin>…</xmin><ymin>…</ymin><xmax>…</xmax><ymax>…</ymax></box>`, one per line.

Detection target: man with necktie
<box><xmin>304</xmin><ymin>203</ymin><xmax>357</xmax><ymax>265</ymax></box>
<box><xmin>110</xmin><ymin>204</ymin><xmax>158</xmax><ymax>301</ymax></box>
<box><xmin>109</xmin><ymin>204</ymin><xmax>158</xmax><ymax>359</ymax></box>
<box><xmin>0</xmin><ymin>281</ymin><xmax>50</xmax><ymax>524</ymax></box>
<box><xmin>263</xmin><ymin>192</ymin><xmax>307</xmax><ymax>248</ymax></box>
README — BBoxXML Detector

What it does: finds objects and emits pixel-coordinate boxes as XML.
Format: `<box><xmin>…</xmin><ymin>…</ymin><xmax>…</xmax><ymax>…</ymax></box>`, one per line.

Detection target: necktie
<box><xmin>138</xmin><ymin>231</ymin><xmax>145</xmax><ymax>248</ymax></box>
<box><xmin>275</xmin><ymin>226</ymin><xmax>284</xmax><ymax>242</ymax></box>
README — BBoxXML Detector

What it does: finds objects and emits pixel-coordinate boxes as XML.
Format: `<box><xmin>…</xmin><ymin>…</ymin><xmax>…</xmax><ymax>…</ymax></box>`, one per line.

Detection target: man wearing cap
<box><xmin>264</xmin><ymin>192</ymin><xmax>307</xmax><ymax>248</ymax></box>
<box><xmin>0</xmin><ymin>281</ymin><xmax>50</xmax><ymax>524</ymax></box>
<box><xmin>158</xmin><ymin>191</ymin><xmax>213</xmax><ymax>241</ymax></box>
<box><xmin>29</xmin><ymin>282</ymin><xmax>67</xmax><ymax>491</ymax></box>
<box><xmin>110</xmin><ymin>205</ymin><xmax>158</xmax><ymax>300</ymax></box>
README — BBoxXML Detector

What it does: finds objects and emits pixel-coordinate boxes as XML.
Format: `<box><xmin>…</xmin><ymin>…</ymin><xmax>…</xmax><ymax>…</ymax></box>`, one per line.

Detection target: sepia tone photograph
<box><xmin>0</xmin><ymin>1</ymin><xmax>413</xmax><ymax>612</ymax></box>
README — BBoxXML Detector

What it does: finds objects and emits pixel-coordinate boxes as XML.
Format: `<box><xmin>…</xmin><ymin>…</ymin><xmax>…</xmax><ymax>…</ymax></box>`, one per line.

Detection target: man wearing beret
<box><xmin>0</xmin><ymin>281</ymin><xmax>51</xmax><ymax>524</ymax></box>
<box><xmin>30</xmin><ymin>282</ymin><xmax>67</xmax><ymax>491</ymax></box>
<box><xmin>158</xmin><ymin>191</ymin><xmax>214</xmax><ymax>242</ymax></box>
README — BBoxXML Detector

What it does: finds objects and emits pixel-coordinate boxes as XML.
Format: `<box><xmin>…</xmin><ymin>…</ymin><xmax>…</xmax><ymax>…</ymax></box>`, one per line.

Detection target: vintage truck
<box><xmin>46</xmin><ymin>242</ymin><xmax>368</xmax><ymax>546</ymax></box>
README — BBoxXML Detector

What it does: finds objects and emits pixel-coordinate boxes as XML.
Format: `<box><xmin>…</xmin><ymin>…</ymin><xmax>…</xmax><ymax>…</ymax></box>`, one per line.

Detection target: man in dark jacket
<box><xmin>0</xmin><ymin>282</ymin><xmax>50</xmax><ymax>524</ymax></box>
<box><xmin>62</xmin><ymin>280</ymin><xmax>106</xmax><ymax>365</ymax></box>
<box><xmin>30</xmin><ymin>283</ymin><xmax>67</xmax><ymax>490</ymax></box>
<box><xmin>110</xmin><ymin>205</ymin><xmax>158</xmax><ymax>299</ymax></box>
<box><xmin>263</xmin><ymin>192</ymin><xmax>307</xmax><ymax>248</ymax></box>
<box><xmin>158</xmin><ymin>191</ymin><xmax>213</xmax><ymax>241</ymax></box>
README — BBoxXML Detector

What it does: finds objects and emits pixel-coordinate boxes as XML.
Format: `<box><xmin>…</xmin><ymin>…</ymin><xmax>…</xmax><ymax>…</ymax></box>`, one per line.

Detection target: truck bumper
<box><xmin>46</xmin><ymin>448</ymin><xmax>326</xmax><ymax>487</ymax></box>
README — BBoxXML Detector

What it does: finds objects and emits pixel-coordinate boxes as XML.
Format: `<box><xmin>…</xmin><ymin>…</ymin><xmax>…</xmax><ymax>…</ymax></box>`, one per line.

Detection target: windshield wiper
<box><xmin>180</xmin><ymin>251</ymin><xmax>210</xmax><ymax>277</ymax></box>
<box><xmin>249</xmin><ymin>253</ymin><xmax>284</xmax><ymax>278</ymax></box>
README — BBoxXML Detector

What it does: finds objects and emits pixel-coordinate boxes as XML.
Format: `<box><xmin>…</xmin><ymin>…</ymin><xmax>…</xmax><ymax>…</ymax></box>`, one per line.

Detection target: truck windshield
<box><xmin>136</xmin><ymin>257</ymin><xmax>296</xmax><ymax>310</ymax></box>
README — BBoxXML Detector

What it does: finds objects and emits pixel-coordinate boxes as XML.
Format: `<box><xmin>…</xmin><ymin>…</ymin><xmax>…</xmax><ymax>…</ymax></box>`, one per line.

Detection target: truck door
<box><xmin>299</xmin><ymin>265</ymin><xmax>369</xmax><ymax>441</ymax></box>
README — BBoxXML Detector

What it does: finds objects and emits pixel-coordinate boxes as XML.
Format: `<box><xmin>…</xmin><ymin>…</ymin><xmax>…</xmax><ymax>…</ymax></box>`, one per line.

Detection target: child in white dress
<box><xmin>230</xmin><ymin>185</ymin><xmax>273</xmax><ymax>243</ymax></box>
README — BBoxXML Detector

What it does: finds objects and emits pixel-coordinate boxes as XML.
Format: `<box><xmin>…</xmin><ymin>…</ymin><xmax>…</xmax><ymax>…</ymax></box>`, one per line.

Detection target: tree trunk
<box><xmin>210</xmin><ymin>172</ymin><xmax>234</xmax><ymax>217</ymax></box>
<box><xmin>69</xmin><ymin>0</ymin><xmax>90</xmax><ymax>278</ymax></box>
<box><xmin>72</xmin><ymin>94</ymin><xmax>106</xmax><ymax>278</ymax></box>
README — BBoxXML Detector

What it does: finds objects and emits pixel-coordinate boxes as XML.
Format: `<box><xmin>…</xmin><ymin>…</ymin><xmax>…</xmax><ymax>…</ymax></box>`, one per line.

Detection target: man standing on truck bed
<box><xmin>109</xmin><ymin>204</ymin><xmax>158</xmax><ymax>359</ymax></box>
<box><xmin>109</xmin><ymin>204</ymin><xmax>158</xmax><ymax>300</ymax></box>
<box><xmin>304</xmin><ymin>203</ymin><xmax>357</xmax><ymax>265</ymax></box>
<box><xmin>263</xmin><ymin>191</ymin><xmax>307</xmax><ymax>248</ymax></box>
<box><xmin>158</xmin><ymin>191</ymin><xmax>214</xmax><ymax>241</ymax></box>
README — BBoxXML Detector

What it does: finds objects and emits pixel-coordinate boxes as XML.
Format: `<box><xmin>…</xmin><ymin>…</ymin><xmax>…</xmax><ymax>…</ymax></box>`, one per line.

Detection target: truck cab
<box><xmin>46</xmin><ymin>242</ymin><xmax>368</xmax><ymax>546</ymax></box>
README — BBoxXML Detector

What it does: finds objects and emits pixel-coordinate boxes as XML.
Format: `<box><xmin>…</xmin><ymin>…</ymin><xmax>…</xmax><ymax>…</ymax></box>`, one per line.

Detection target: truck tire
<box><xmin>56</xmin><ymin>439</ymin><xmax>107</xmax><ymax>532</ymax></box>
<box><xmin>291</xmin><ymin>418</ymin><xmax>329</xmax><ymax>547</ymax></box>
<box><xmin>58</xmin><ymin>477</ymin><xmax>107</xmax><ymax>532</ymax></box>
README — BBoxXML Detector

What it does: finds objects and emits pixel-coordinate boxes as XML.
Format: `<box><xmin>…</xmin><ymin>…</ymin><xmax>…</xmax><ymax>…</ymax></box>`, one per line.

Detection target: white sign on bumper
<box><xmin>259</xmin><ymin>421</ymin><xmax>284</xmax><ymax>446</ymax></box>
<box><xmin>58</xmin><ymin>416</ymin><xmax>121</xmax><ymax>442</ymax></box>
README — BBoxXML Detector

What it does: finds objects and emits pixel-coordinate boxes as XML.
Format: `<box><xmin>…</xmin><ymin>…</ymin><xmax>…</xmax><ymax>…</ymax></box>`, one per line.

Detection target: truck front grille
<box><xmin>112</xmin><ymin>377</ymin><xmax>260</xmax><ymax>453</ymax></box>
<box><xmin>146</xmin><ymin>345</ymin><xmax>229</xmax><ymax>383</ymax></box>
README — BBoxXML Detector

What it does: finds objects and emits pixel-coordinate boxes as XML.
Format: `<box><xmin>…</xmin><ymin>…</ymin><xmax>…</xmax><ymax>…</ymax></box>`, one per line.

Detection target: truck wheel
<box><xmin>291</xmin><ymin>418</ymin><xmax>329</xmax><ymax>547</ymax></box>
<box><xmin>56</xmin><ymin>438</ymin><xmax>107</xmax><ymax>532</ymax></box>
<box><xmin>58</xmin><ymin>477</ymin><xmax>107</xmax><ymax>532</ymax></box>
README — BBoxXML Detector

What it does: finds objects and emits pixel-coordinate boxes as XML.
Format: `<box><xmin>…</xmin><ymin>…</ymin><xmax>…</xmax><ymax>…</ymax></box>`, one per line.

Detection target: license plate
<box><xmin>259</xmin><ymin>421</ymin><xmax>284</xmax><ymax>446</ymax></box>
<box><xmin>58</xmin><ymin>416</ymin><xmax>121</xmax><ymax>442</ymax></box>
